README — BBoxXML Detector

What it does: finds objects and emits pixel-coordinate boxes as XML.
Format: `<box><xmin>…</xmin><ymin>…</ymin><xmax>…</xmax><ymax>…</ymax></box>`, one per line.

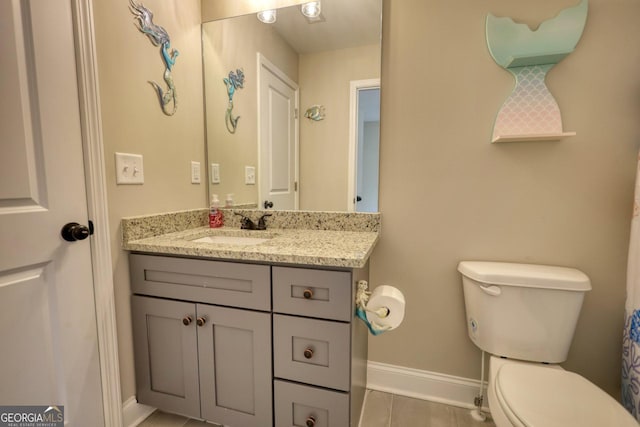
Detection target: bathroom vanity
<box><xmin>123</xmin><ymin>209</ymin><xmax>380</xmax><ymax>427</ymax></box>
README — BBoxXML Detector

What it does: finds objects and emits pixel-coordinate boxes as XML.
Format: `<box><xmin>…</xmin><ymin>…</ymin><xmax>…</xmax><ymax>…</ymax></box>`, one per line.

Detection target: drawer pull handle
<box><xmin>303</xmin><ymin>347</ymin><xmax>314</xmax><ymax>359</ymax></box>
<box><xmin>182</xmin><ymin>316</ymin><xmax>192</xmax><ymax>326</ymax></box>
<box><xmin>303</xmin><ymin>288</ymin><xmax>314</xmax><ymax>299</ymax></box>
<box><xmin>196</xmin><ymin>316</ymin><xmax>207</xmax><ymax>327</ymax></box>
<box><xmin>306</xmin><ymin>415</ymin><xmax>316</xmax><ymax>427</ymax></box>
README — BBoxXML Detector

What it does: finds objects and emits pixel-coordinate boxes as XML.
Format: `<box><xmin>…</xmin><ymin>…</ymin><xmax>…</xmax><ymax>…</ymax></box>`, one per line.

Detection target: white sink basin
<box><xmin>191</xmin><ymin>235</ymin><xmax>271</xmax><ymax>246</ymax></box>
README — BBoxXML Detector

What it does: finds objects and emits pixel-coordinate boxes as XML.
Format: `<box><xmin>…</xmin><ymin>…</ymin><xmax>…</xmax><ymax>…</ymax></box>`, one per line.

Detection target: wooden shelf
<box><xmin>492</xmin><ymin>132</ymin><xmax>576</xmax><ymax>143</ymax></box>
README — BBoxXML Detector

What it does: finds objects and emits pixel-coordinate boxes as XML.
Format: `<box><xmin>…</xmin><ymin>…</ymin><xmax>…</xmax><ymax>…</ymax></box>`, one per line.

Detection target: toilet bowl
<box><xmin>487</xmin><ymin>356</ymin><xmax>637</xmax><ymax>427</ymax></box>
<box><xmin>458</xmin><ymin>261</ymin><xmax>638</xmax><ymax>427</ymax></box>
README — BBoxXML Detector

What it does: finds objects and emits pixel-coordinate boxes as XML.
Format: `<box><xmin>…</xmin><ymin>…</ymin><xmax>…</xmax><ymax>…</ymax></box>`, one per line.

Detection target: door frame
<box><xmin>256</xmin><ymin>52</ymin><xmax>300</xmax><ymax>210</ymax></box>
<box><xmin>72</xmin><ymin>1</ymin><xmax>123</xmax><ymax>425</ymax></box>
<box><xmin>347</xmin><ymin>79</ymin><xmax>380</xmax><ymax>212</ymax></box>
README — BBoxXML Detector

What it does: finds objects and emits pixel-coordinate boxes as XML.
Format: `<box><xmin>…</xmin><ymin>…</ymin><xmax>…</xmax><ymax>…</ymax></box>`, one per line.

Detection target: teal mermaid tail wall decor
<box><xmin>224</xmin><ymin>69</ymin><xmax>245</xmax><ymax>134</ymax></box>
<box><xmin>130</xmin><ymin>0</ymin><xmax>179</xmax><ymax>116</ymax></box>
<box><xmin>486</xmin><ymin>0</ymin><xmax>588</xmax><ymax>142</ymax></box>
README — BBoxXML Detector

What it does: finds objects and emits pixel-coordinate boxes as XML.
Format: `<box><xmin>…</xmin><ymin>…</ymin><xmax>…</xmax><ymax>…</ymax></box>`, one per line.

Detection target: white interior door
<box><xmin>258</xmin><ymin>54</ymin><xmax>299</xmax><ymax>210</ymax></box>
<box><xmin>0</xmin><ymin>1</ymin><xmax>104</xmax><ymax>425</ymax></box>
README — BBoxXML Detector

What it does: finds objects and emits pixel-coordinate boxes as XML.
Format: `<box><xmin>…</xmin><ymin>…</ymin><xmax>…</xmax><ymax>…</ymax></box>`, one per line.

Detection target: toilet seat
<box><xmin>495</xmin><ymin>363</ymin><xmax>637</xmax><ymax>427</ymax></box>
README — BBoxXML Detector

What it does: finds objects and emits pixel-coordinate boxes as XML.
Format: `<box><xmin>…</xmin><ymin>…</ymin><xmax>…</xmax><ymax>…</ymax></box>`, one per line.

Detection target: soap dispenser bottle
<box><xmin>209</xmin><ymin>194</ymin><xmax>224</xmax><ymax>228</ymax></box>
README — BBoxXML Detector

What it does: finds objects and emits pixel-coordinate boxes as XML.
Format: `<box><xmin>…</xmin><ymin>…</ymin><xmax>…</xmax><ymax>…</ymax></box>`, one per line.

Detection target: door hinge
<box><xmin>294</xmin><ymin>108</ymin><xmax>299</xmax><ymax>119</ymax></box>
<box><xmin>294</xmin><ymin>181</ymin><xmax>298</xmax><ymax>191</ymax></box>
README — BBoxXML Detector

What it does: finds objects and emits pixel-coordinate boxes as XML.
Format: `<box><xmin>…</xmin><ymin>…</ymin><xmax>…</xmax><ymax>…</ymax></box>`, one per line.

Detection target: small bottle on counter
<box><xmin>209</xmin><ymin>194</ymin><xmax>224</xmax><ymax>228</ymax></box>
<box><xmin>225</xmin><ymin>193</ymin><xmax>234</xmax><ymax>208</ymax></box>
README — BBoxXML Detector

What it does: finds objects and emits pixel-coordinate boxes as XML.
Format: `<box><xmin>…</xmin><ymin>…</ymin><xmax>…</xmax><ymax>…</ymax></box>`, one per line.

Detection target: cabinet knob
<box><xmin>305</xmin><ymin>415</ymin><xmax>316</xmax><ymax>427</ymax></box>
<box><xmin>303</xmin><ymin>347</ymin><xmax>314</xmax><ymax>359</ymax></box>
<box><xmin>196</xmin><ymin>316</ymin><xmax>207</xmax><ymax>327</ymax></box>
<box><xmin>182</xmin><ymin>316</ymin><xmax>192</xmax><ymax>326</ymax></box>
<box><xmin>303</xmin><ymin>288</ymin><xmax>314</xmax><ymax>299</ymax></box>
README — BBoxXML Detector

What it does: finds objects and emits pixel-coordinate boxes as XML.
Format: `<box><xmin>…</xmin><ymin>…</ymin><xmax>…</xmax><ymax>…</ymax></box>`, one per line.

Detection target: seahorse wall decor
<box><xmin>224</xmin><ymin>69</ymin><xmax>245</xmax><ymax>134</ymax></box>
<box><xmin>129</xmin><ymin>0</ymin><xmax>179</xmax><ymax>116</ymax></box>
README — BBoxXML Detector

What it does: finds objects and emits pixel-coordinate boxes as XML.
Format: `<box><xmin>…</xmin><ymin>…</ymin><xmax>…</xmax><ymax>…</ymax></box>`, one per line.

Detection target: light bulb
<box><xmin>257</xmin><ymin>9</ymin><xmax>277</xmax><ymax>24</ymax></box>
<box><xmin>301</xmin><ymin>1</ymin><xmax>321</xmax><ymax>18</ymax></box>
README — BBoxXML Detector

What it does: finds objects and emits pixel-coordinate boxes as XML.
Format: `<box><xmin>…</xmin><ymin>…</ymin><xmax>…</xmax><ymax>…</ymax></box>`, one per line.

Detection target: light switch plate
<box><xmin>191</xmin><ymin>161</ymin><xmax>201</xmax><ymax>184</ymax></box>
<box><xmin>115</xmin><ymin>152</ymin><xmax>144</xmax><ymax>184</ymax></box>
<box><xmin>211</xmin><ymin>163</ymin><xmax>220</xmax><ymax>184</ymax></box>
<box><xmin>245</xmin><ymin>166</ymin><xmax>256</xmax><ymax>185</ymax></box>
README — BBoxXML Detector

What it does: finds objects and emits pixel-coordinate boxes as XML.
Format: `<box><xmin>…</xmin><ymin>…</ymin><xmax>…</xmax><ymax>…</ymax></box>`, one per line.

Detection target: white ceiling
<box><xmin>270</xmin><ymin>0</ymin><xmax>382</xmax><ymax>54</ymax></box>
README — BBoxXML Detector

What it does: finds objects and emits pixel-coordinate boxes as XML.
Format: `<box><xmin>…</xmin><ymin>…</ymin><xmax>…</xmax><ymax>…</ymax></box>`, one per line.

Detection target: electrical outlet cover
<box><xmin>211</xmin><ymin>163</ymin><xmax>220</xmax><ymax>184</ymax></box>
<box><xmin>245</xmin><ymin>166</ymin><xmax>256</xmax><ymax>185</ymax></box>
<box><xmin>191</xmin><ymin>161</ymin><xmax>201</xmax><ymax>184</ymax></box>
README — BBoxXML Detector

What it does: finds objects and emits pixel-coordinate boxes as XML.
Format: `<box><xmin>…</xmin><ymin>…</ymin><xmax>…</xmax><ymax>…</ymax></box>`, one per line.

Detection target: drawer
<box><xmin>274</xmin><ymin>380</ymin><xmax>349</xmax><ymax>427</ymax></box>
<box><xmin>274</xmin><ymin>314</ymin><xmax>350</xmax><ymax>391</ymax></box>
<box><xmin>129</xmin><ymin>254</ymin><xmax>271</xmax><ymax>311</ymax></box>
<box><xmin>273</xmin><ymin>266</ymin><xmax>352</xmax><ymax>321</ymax></box>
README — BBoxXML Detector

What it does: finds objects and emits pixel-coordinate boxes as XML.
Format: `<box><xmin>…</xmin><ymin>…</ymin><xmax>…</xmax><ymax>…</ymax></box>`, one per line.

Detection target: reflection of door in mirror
<box><xmin>348</xmin><ymin>80</ymin><xmax>380</xmax><ymax>213</ymax></box>
<box><xmin>258</xmin><ymin>54</ymin><xmax>299</xmax><ymax>210</ymax></box>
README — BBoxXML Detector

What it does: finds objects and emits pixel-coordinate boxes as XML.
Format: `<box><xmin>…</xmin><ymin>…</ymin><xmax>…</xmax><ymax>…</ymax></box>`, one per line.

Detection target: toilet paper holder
<box><xmin>355</xmin><ymin>280</ymin><xmax>405</xmax><ymax>335</ymax></box>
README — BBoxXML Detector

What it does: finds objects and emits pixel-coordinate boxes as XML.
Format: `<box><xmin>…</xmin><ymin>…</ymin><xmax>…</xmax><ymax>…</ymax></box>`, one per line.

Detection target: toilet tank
<box><xmin>458</xmin><ymin>261</ymin><xmax>591</xmax><ymax>363</ymax></box>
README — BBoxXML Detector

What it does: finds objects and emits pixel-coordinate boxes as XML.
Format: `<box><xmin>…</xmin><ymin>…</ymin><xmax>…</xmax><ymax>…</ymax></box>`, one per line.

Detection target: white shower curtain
<box><xmin>622</xmin><ymin>152</ymin><xmax>640</xmax><ymax>420</ymax></box>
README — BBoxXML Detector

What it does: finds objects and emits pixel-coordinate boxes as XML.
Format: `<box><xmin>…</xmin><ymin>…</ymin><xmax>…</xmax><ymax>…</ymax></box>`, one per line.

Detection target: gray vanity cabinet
<box><xmin>130</xmin><ymin>254</ymin><xmax>369</xmax><ymax>427</ymax></box>
<box><xmin>130</xmin><ymin>254</ymin><xmax>273</xmax><ymax>427</ymax></box>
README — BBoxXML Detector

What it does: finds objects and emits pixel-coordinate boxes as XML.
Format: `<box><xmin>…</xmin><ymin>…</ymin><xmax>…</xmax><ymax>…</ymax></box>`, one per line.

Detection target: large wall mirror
<box><xmin>202</xmin><ymin>0</ymin><xmax>382</xmax><ymax>212</ymax></box>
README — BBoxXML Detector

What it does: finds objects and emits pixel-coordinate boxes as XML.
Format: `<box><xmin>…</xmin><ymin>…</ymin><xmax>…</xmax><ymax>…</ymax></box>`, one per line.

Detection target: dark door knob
<box><xmin>356</xmin><ymin>196</ymin><xmax>362</xmax><ymax>202</ymax></box>
<box><xmin>264</xmin><ymin>200</ymin><xmax>274</xmax><ymax>209</ymax></box>
<box><xmin>61</xmin><ymin>221</ymin><xmax>93</xmax><ymax>242</ymax></box>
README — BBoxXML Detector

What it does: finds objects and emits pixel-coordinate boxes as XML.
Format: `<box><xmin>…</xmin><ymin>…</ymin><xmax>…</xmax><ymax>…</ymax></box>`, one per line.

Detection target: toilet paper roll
<box><xmin>366</xmin><ymin>285</ymin><xmax>405</xmax><ymax>330</ymax></box>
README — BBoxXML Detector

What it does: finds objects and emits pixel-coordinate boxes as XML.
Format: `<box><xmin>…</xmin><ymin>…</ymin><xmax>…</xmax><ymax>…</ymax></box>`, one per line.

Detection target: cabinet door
<box><xmin>131</xmin><ymin>296</ymin><xmax>200</xmax><ymax>418</ymax></box>
<box><xmin>197</xmin><ymin>304</ymin><xmax>272</xmax><ymax>426</ymax></box>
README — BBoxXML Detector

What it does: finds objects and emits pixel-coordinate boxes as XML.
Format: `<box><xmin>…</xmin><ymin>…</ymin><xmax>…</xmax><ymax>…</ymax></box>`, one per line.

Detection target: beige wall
<box><xmin>203</xmin><ymin>14</ymin><xmax>298</xmax><ymax>207</ymax></box>
<box><xmin>299</xmin><ymin>44</ymin><xmax>381</xmax><ymax>211</ymax></box>
<box><xmin>369</xmin><ymin>0</ymin><xmax>640</xmax><ymax>397</ymax></box>
<box><xmin>92</xmin><ymin>0</ymin><xmax>206</xmax><ymax>400</ymax></box>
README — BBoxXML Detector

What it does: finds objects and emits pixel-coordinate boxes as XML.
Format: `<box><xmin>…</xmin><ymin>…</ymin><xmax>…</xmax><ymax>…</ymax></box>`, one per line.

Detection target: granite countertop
<box><xmin>121</xmin><ymin>209</ymin><xmax>380</xmax><ymax>268</ymax></box>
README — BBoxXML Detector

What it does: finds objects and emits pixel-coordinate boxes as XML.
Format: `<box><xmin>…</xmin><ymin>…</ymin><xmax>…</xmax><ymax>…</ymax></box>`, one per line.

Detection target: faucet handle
<box><xmin>234</xmin><ymin>212</ymin><xmax>256</xmax><ymax>230</ymax></box>
<box><xmin>257</xmin><ymin>213</ymin><xmax>272</xmax><ymax>230</ymax></box>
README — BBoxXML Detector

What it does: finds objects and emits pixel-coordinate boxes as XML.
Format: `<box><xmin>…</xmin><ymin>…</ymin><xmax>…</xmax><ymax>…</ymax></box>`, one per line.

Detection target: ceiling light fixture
<box><xmin>301</xmin><ymin>1</ymin><xmax>321</xmax><ymax>19</ymax></box>
<box><xmin>257</xmin><ymin>9</ymin><xmax>277</xmax><ymax>24</ymax></box>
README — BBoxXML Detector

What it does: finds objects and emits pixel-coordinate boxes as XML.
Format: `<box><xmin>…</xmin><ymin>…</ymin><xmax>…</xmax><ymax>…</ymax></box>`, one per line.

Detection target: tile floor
<box><xmin>137</xmin><ymin>390</ymin><xmax>495</xmax><ymax>427</ymax></box>
<box><xmin>359</xmin><ymin>391</ymin><xmax>495</xmax><ymax>427</ymax></box>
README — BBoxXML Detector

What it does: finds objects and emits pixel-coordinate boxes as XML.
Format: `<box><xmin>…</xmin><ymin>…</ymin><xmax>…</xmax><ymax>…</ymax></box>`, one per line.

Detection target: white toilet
<box><xmin>458</xmin><ymin>261</ymin><xmax>638</xmax><ymax>427</ymax></box>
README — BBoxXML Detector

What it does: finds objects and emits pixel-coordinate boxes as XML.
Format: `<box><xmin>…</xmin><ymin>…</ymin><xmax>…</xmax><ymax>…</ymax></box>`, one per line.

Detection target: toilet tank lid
<box><xmin>458</xmin><ymin>261</ymin><xmax>591</xmax><ymax>291</ymax></box>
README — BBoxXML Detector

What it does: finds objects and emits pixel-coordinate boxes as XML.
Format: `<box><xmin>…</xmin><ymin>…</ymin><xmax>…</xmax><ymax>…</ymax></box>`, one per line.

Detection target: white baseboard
<box><xmin>122</xmin><ymin>364</ymin><xmax>487</xmax><ymax>427</ymax></box>
<box><xmin>122</xmin><ymin>396</ymin><xmax>155</xmax><ymax>427</ymax></box>
<box><xmin>366</xmin><ymin>361</ymin><xmax>489</xmax><ymax>411</ymax></box>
